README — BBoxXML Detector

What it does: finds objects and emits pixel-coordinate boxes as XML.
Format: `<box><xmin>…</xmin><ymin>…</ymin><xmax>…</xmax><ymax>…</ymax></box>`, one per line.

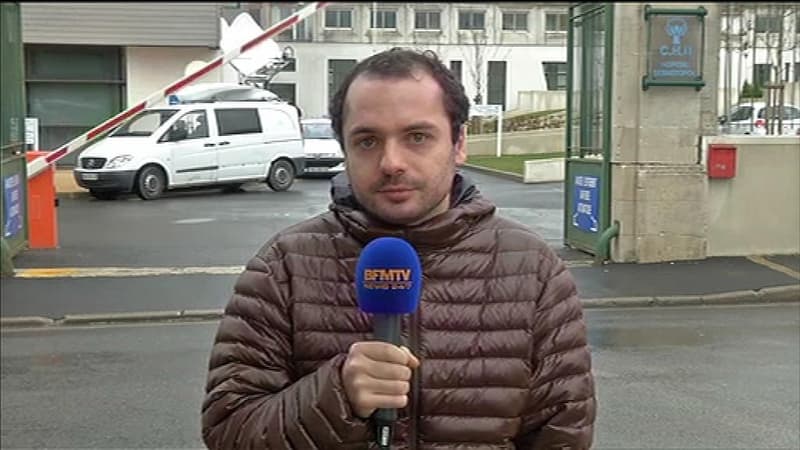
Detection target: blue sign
<box><xmin>4</xmin><ymin>174</ymin><xmax>24</xmax><ymax>238</ymax></box>
<box><xmin>572</xmin><ymin>175</ymin><xmax>599</xmax><ymax>233</ymax></box>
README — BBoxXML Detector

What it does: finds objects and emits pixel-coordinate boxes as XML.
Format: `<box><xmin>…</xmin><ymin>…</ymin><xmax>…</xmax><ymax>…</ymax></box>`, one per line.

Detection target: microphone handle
<box><xmin>372</xmin><ymin>313</ymin><xmax>402</xmax><ymax>447</ymax></box>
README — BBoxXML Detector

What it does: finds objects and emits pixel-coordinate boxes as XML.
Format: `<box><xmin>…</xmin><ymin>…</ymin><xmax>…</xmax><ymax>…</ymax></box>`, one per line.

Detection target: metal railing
<box><xmin>718</xmin><ymin>3</ymin><xmax>800</xmax><ymax>135</ymax></box>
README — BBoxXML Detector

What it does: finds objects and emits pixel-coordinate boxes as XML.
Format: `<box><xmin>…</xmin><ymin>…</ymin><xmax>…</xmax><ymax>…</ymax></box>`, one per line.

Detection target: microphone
<box><xmin>355</xmin><ymin>237</ymin><xmax>422</xmax><ymax>449</ymax></box>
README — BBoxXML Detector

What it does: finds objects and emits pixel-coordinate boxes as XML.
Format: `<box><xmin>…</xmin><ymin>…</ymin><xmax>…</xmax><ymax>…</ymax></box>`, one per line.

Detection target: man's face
<box><xmin>342</xmin><ymin>70</ymin><xmax>466</xmax><ymax>226</ymax></box>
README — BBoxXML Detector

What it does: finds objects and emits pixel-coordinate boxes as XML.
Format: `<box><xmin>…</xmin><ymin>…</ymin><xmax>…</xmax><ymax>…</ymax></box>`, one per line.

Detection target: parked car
<box><xmin>299</xmin><ymin>118</ymin><xmax>345</xmax><ymax>177</ymax></box>
<box><xmin>719</xmin><ymin>102</ymin><xmax>800</xmax><ymax>136</ymax></box>
<box><xmin>74</xmin><ymin>99</ymin><xmax>305</xmax><ymax>200</ymax></box>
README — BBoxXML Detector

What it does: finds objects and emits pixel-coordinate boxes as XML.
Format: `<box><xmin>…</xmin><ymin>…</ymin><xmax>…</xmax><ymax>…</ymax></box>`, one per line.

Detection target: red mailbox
<box><xmin>708</xmin><ymin>144</ymin><xmax>736</xmax><ymax>179</ymax></box>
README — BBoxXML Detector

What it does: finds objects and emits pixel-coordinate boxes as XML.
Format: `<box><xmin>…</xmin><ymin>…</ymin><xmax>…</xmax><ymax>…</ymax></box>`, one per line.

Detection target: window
<box><xmin>415</xmin><ymin>11</ymin><xmax>441</xmax><ymax>30</ymax></box>
<box><xmin>329</xmin><ymin>59</ymin><xmax>357</xmax><ymax>102</ymax></box>
<box><xmin>112</xmin><ymin>110</ymin><xmax>177</xmax><ymax>137</ymax></box>
<box><xmin>371</xmin><ymin>10</ymin><xmax>397</xmax><ymax>29</ymax></box>
<box><xmin>758</xmin><ymin>106</ymin><xmax>800</xmax><ymax>120</ymax></box>
<box><xmin>25</xmin><ymin>45</ymin><xmax>125</xmax><ymax>165</ymax></box>
<box><xmin>450</xmin><ymin>61</ymin><xmax>462</xmax><ymax>84</ymax></box>
<box><xmin>502</xmin><ymin>12</ymin><xmax>528</xmax><ymax>31</ymax></box>
<box><xmin>753</xmin><ymin>64</ymin><xmax>772</xmax><ymax>87</ymax></box>
<box><xmin>488</xmin><ymin>61</ymin><xmax>507</xmax><ymax>110</ymax></box>
<box><xmin>269</xmin><ymin>83</ymin><xmax>296</xmax><ymax>105</ymax></box>
<box><xmin>215</xmin><ymin>109</ymin><xmax>262</xmax><ymax>136</ymax></box>
<box><xmin>277</xmin><ymin>6</ymin><xmax>309</xmax><ymax>41</ymax></box>
<box><xmin>325</xmin><ymin>9</ymin><xmax>352</xmax><ymax>29</ymax></box>
<box><xmin>754</xmin><ymin>14</ymin><xmax>782</xmax><ymax>33</ymax></box>
<box><xmin>729</xmin><ymin>106</ymin><xmax>753</xmax><ymax>122</ymax></box>
<box><xmin>184</xmin><ymin>111</ymin><xmax>209</xmax><ymax>139</ymax></box>
<box><xmin>545</xmin><ymin>13</ymin><xmax>568</xmax><ymax>32</ymax></box>
<box><xmin>542</xmin><ymin>62</ymin><xmax>567</xmax><ymax>90</ymax></box>
<box><xmin>459</xmin><ymin>11</ymin><xmax>485</xmax><ymax>30</ymax></box>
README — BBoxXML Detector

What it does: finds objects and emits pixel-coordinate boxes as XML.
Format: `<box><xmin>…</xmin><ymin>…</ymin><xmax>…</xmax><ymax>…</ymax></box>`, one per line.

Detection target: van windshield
<box><xmin>110</xmin><ymin>110</ymin><xmax>179</xmax><ymax>137</ymax></box>
<box><xmin>302</xmin><ymin>122</ymin><xmax>335</xmax><ymax>139</ymax></box>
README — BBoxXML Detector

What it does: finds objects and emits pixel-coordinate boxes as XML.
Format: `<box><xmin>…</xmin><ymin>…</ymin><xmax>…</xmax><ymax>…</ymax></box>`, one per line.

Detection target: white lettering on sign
<box><xmin>579</xmin><ymin>189</ymin><xmax>591</xmax><ymax>201</ymax></box>
<box><xmin>5</xmin><ymin>175</ymin><xmax>19</xmax><ymax>189</ymax></box>
<box><xmin>577</xmin><ymin>203</ymin><xmax>592</xmax><ymax>214</ymax></box>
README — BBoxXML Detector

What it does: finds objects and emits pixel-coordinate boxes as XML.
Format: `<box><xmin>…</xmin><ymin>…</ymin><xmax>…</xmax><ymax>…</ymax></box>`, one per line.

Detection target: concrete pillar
<box><xmin>609</xmin><ymin>3</ymin><xmax>720</xmax><ymax>263</ymax></box>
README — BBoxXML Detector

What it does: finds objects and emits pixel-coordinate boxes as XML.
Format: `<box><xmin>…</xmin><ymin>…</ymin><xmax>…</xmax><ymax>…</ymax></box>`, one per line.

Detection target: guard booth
<box><xmin>1</xmin><ymin>2</ymin><xmax>28</xmax><ymax>271</ymax></box>
<box><xmin>564</xmin><ymin>3</ymin><xmax>615</xmax><ymax>258</ymax></box>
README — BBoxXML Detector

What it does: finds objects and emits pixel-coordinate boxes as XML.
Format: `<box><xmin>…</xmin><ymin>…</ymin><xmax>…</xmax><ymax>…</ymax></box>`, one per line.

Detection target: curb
<box><xmin>581</xmin><ymin>285</ymin><xmax>800</xmax><ymax>308</ymax></box>
<box><xmin>1</xmin><ymin>309</ymin><xmax>225</xmax><ymax>329</ymax></box>
<box><xmin>1</xmin><ymin>287</ymin><xmax>798</xmax><ymax>329</ymax></box>
<box><xmin>462</xmin><ymin>164</ymin><xmax>524</xmax><ymax>183</ymax></box>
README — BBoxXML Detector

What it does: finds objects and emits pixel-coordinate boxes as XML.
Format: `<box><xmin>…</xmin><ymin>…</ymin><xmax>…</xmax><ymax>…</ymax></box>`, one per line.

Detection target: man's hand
<box><xmin>341</xmin><ymin>342</ymin><xmax>420</xmax><ymax>419</ymax></box>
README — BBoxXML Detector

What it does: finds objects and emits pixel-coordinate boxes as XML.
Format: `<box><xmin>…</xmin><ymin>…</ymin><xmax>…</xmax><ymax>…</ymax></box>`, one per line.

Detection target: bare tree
<box><xmin>460</xmin><ymin>30</ymin><xmax>488</xmax><ymax>105</ymax></box>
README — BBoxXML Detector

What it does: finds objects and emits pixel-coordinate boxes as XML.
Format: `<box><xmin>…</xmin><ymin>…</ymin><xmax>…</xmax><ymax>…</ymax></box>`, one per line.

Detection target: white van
<box><xmin>300</xmin><ymin>118</ymin><xmax>345</xmax><ymax>176</ymax></box>
<box><xmin>73</xmin><ymin>100</ymin><xmax>305</xmax><ymax>200</ymax></box>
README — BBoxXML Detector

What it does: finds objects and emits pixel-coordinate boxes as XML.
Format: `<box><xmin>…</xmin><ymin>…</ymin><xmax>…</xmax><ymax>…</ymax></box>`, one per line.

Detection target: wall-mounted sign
<box><xmin>642</xmin><ymin>5</ymin><xmax>707</xmax><ymax>91</ymax></box>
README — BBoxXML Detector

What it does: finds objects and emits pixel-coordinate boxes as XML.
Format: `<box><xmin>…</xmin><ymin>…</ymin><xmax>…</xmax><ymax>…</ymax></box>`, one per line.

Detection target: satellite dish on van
<box><xmin>184</xmin><ymin>60</ymin><xmax>209</xmax><ymax>77</ymax></box>
<box><xmin>221</xmin><ymin>12</ymin><xmax>283</xmax><ymax>77</ymax></box>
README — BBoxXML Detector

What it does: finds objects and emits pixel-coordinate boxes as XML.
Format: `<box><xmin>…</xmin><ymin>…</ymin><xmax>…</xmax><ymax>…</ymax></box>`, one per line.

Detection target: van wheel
<box><xmin>266</xmin><ymin>160</ymin><xmax>295</xmax><ymax>192</ymax></box>
<box><xmin>136</xmin><ymin>165</ymin><xmax>166</xmax><ymax>200</ymax></box>
<box><xmin>90</xmin><ymin>190</ymin><xmax>118</xmax><ymax>201</ymax></box>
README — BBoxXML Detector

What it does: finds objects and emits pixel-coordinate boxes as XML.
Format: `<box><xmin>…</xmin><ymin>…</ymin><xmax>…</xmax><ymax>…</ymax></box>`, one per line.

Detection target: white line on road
<box><xmin>14</xmin><ymin>266</ymin><xmax>246</xmax><ymax>279</ymax></box>
<box><xmin>14</xmin><ymin>260</ymin><xmax>593</xmax><ymax>279</ymax></box>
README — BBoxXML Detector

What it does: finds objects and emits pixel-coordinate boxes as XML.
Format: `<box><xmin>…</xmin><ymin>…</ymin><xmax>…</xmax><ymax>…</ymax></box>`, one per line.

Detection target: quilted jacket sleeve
<box><xmin>201</xmin><ymin>244</ymin><xmax>371</xmax><ymax>449</ymax></box>
<box><xmin>515</xmin><ymin>249</ymin><xmax>597</xmax><ymax>449</ymax></box>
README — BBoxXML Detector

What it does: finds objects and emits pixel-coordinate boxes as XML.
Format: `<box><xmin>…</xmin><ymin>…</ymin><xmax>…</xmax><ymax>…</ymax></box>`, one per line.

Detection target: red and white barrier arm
<box><xmin>27</xmin><ymin>1</ymin><xmax>329</xmax><ymax>179</ymax></box>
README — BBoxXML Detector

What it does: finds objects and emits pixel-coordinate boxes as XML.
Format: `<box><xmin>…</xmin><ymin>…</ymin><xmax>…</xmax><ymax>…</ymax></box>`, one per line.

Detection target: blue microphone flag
<box><xmin>355</xmin><ymin>237</ymin><xmax>422</xmax><ymax>315</ymax></box>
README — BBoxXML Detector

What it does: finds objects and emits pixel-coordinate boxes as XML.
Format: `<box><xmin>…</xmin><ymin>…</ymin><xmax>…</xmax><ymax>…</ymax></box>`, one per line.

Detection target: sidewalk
<box><xmin>2</xmin><ymin>254</ymin><xmax>798</xmax><ymax>327</ymax></box>
<box><xmin>55</xmin><ymin>168</ymin><xmax>87</xmax><ymax>197</ymax></box>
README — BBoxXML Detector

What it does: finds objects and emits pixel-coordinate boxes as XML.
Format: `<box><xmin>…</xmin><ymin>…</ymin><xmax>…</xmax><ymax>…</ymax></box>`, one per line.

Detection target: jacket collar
<box><xmin>329</xmin><ymin>170</ymin><xmax>495</xmax><ymax>249</ymax></box>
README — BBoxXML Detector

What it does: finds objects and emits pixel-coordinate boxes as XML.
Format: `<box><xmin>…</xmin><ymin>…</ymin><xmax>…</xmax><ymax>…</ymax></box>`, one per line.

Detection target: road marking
<box><xmin>747</xmin><ymin>256</ymin><xmax>800</xmax><ymax>280</ymax></box>
<box><xmin>14</xmin><ymin>266</ymin><xmax>245</xmax><ymax>279</ymax></box>
<box><xmin>173</xmin><ymin>218</ymin><xmax>215</xmax><ymax>224</ymax></box>
<box><xmin>564</xmin><ymin>260</ymin><xmax>594</xmax><ymax>268</ymax></box>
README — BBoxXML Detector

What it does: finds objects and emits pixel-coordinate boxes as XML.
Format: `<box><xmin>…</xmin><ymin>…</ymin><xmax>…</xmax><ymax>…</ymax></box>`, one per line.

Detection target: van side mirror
<box><xmin>718</xmin><ymin>115</ymin><xmax>727</xmax><ymax>125</ymax></box>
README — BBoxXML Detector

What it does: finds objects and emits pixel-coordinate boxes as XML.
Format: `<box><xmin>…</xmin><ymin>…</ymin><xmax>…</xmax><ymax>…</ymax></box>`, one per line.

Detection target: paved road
<box><xmin>2</xmin><ymin>304</ymin><xmax>797</xmax><ymax>449</ymax></box>
<box><xmin>14</xmin><ymin>169</ymin><xmax>565</xmax><ymax>269</ymax></box>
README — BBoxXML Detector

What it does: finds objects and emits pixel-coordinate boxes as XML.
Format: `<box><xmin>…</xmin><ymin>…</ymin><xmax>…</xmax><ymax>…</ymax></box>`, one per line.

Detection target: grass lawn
<box><xmin>466</xmin><ymin>153</ymin><xmax>564</xmax><ymax>175</ymax></box>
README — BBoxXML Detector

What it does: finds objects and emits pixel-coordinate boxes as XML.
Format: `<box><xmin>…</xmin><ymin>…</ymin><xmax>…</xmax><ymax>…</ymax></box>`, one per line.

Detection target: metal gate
<box><xmin>1</xmin><ymin>1</ymin><xmax>28</xmax><ymax>264</ymax></box>
<box><xmin>564</xmin><ymin>3</ymin><xmax>614</xmax><ymax>255</ymax></box>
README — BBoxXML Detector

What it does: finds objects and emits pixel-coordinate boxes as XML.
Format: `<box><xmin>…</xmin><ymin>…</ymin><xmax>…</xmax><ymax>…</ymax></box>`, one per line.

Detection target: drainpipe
<box><xmin>594</xmin><ymin>220</ymin><xmax>620</xmax><ymax>265</ymax></box>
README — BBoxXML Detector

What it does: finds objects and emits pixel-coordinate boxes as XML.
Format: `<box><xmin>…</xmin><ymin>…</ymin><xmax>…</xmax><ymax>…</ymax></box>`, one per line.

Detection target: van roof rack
<box><xmin>169</xmin><ymin>84</ymin><xmax>284</xmax><ymax>105</ymax></box>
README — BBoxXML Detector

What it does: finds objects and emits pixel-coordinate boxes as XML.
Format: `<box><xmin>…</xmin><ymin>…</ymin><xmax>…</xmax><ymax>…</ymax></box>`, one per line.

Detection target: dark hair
<box><xmin>329</xmin><ymin>48</ymin><xmax>469</xmax><ymax>148</ymax></box>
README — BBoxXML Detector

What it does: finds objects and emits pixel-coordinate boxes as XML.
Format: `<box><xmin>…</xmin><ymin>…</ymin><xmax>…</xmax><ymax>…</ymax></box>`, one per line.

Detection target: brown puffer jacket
<box><xmin>202</xmin><ymin>173</ymin><xmax>596</xmax><ymax>449</ymax></box>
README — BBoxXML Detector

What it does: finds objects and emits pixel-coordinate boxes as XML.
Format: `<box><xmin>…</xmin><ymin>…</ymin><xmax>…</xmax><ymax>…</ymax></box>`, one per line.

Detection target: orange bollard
<box><xmin>25</xmin><ymin>151</ymin><xmax>59</xmax><ymax>248</ymax></box>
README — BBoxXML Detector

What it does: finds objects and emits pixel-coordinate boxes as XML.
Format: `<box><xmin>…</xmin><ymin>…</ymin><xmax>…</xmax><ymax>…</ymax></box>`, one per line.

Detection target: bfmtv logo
<box><xmin>665</xmin><ymin>18</ymin><xmax>688</xmax><ymax>46</ymax></box>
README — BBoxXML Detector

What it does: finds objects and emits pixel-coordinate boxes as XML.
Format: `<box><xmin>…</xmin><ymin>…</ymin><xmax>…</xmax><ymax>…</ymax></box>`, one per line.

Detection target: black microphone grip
<box><xmin>371</xmin><ymin>313</ymin><xmax>403</xmax><ymax>448</ymax></box>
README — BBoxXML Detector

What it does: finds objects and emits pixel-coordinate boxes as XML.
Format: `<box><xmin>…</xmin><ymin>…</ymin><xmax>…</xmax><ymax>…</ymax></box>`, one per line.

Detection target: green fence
<box><xmin>1</xmin><ymin>2</ymin><xmax>28</xmax><ymax>271</ymax></box>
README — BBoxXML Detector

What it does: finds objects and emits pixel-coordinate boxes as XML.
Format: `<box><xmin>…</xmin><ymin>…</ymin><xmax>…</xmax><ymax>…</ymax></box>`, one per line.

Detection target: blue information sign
<box><xmin>3</xmin><ymin>174</ymin><xmax>24</xmax><ymax>238</ymax></box>
<box><xmin>572</xmin><ymin>175</ymin><xmax>599</xmax><ymax>233</ymax></box>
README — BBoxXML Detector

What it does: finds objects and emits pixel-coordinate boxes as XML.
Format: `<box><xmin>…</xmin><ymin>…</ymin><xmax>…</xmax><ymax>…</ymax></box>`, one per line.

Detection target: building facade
<box><xmin>19</xmin><ymin>2</ymin><xmax>571</xmax><ymax>161</ymax></box>
<box><xmin>259</xmin><ymin>2</ymin><xmax>570</xmax><ymax>119</ymax></box>
<box><xmin>20</xmin><ymin>2</ymin><xmax>224</xmax><ymax>163</ymax></box>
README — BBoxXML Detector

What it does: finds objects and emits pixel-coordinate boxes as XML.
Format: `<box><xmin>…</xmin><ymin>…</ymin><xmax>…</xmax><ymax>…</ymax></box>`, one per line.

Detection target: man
<box><xmin>202</xmin><ymin>48</ymin><xmax>596</xmax><ymax>449</ymax></box>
